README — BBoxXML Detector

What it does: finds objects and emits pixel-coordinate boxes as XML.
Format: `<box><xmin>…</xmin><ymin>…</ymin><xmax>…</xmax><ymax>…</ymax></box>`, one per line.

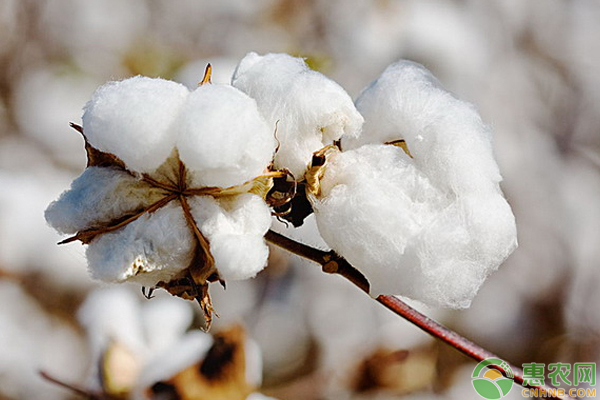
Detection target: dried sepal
<box><xmin>148</xmin><ymin>325</ymin><xmax>253</xmax><ymax>400</ymax></box>
<box><xmin>200</xmin><ymin>63</ymin><xmax>212</xmax><ymax>86</ymax></box>
<box><xmin>265</xmin><ymin>168</ymin><xmax>296</xmax><ymax>209</ymax></box>
<box><xmin>70</xmin><ymin>123</ymin><xmax>128</xmax><ymax>170</ymax></box>
<box><xmin>385</xmin><ymin>139</ymin><xmax>413</xmax><ymax>158</ymax></box>
<box><xmin>157</xmin><ymin>273</ymin><xmax>216</xmax><ymax>330</ymax></box>
<box><xmin>305</xmin><ymin>144</ymin><xmax>339</xmax><ymax>198</ymax></box>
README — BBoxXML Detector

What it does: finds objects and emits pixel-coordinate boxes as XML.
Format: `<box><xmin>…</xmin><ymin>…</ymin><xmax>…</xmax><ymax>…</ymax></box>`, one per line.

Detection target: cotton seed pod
<box><xmin>232</xmin><ymin>52</ymin><xmax>364</xmax><ymax>180</ymax></box>
<box><xmin>46</xmin><ymin>72</ymin><xmax>279</xmax><ymax>325</ymax></box>
<box><xmin>311</xmin><ymin>60</ymin><xmax>517</xmax><ymax>308</ymax></box>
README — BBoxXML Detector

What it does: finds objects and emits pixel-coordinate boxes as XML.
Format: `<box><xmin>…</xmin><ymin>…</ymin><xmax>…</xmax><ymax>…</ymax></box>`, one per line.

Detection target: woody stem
<box><xmin>264</xmin><ymin>229</ymin><xmax>571</xmax><ymax>400</ymax></box>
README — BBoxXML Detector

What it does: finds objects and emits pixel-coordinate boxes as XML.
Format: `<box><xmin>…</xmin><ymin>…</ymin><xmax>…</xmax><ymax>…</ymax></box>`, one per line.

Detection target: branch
<box><xmin>264</xmin><ymin>229</ymin><xmax>571</xmax><ymax>400</ymax></box>
<box><xmin>39</xmin><ymin>371</ymin><xmax>108</xmax><ymax>399</ymax></box>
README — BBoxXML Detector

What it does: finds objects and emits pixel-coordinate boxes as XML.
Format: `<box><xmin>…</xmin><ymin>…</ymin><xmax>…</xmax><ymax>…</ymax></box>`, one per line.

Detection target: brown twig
<box><xmin>264</xmin><ymin>229</ymin><xmax>572</xmax><ymax>400</ymax></box>
<box><xmin>39</xmin><ymin>371</ymin><xmax>108</xmax><ymax>399</ymax></box>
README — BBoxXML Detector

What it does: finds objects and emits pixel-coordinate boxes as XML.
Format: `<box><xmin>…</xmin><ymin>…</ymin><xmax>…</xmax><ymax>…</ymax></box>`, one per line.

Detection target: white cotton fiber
<box><xmin>177</xmin><ymin>84</ymin><xmax>275</xmax><ymax>188</ymax></box>
<box><xmin>82</xmin><ymin>76</ymin><xmax>189</xmax><ymax>173</ymax></box>
<box><xmin>190</xmin><ymin>193</ymin><xmax>271</xmax><ymax>281</ymax></box>
<box><xmin>313</xmin><ymin>144</ymin><xmax>517</xmax><ymax>308</ymax></box>
<box><xmin>347</xmin><ymin>60</ymin><xmax>501</xmax><ymax>195</ymax></box>
<box><xmin>133</xmin><ymin>330</ymin><xmax>213</xmax><ymax>397</ymax></box>
<box><xmin>0</xmin><ymin>282</ymin><xmax>87</xmax><ymax>400</ymax></box>
<box><xmin>232</xmin><ymin>52</ymin><xmax>363</xmax><ymax>179</ymax></box>
<box><xmin>86</xmin><ymin>202</ymin><xmax>194</xmax><ymax>286</ymax></box>
<box><xmin>140</xmin><ymin>296</ymin><xmax>194</xmax><ymax>355</ymax></box>
<box><xmin>45</xmin><ymin>167</ymin><xmax>165</xmax><ymax>235</ymax></box>
<box><xmin>77</xmin><ymin>287</ymin><xmax>146</xmax><ymax>358</ymax></box>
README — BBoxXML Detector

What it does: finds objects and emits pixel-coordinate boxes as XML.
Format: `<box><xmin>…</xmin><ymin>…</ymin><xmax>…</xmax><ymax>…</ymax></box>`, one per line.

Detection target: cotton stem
<box><xmin>264</xmin><ymin>229</ymin><xmax>571</xmax><ymax>400</ymax></box>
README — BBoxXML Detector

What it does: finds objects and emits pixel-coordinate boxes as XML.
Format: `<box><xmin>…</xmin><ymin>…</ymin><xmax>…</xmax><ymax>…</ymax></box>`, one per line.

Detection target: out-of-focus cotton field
<box><xmin>0</xmin><ymin>1</ymin><xmax>599</xmax><ymax>399</ymax></box>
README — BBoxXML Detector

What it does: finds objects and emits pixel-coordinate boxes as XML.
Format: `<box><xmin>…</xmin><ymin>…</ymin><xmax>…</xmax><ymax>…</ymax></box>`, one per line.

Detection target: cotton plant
<box><xmin>311</xmin><ymin>60</ymin><xmax>517</xmax><ymax>307</ymax></box>
<box><xmin>45</xmin><ymin>52</ymin><xmax>524</xmax><ymax>390</ymax></box>
<box><xmin>232</xmin><ymin>53</ymin><xmax>514</xmax><ymax>308</ymax></box>
<box><xmin>43</xmin><ymin>287</ymin><xmax>273</xmax><ymax>400</ymax></box>
<box><xmin>45</xmin><ymin>68</ymin><xmax>279</xmax><ymax>325</ymax></box>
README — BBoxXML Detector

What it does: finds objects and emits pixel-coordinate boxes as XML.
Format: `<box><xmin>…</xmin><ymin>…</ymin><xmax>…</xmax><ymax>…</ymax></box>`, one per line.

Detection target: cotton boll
<box><xmin>209</xmin><ymin>235</ymin><xmax>269</xmax><ymax>281</ymax></box>
<box><xmin>45</xmin><ymin>167</ymin><xmax>165</xmax><ymax>235</ymax></box>
<box><xmin>232</xmin><ymin>52</ymin><xmax>363</xmax><ymax>179</ymax></box>
<box><xmin>77</xmin><ymin>287</ymin><xmax>147</xmax><ymax>380</ymax></box>
<box><xmin>82</xmin><ymin>76</ymin><xmax>189</xmax><ymax>173</ymax></box>
<box><xmin>190</xmin><ymin>194</ymin><xmax>271</xmax><ymax>281</ymax></box>
<box><xmin>0</xmin><ymin>282</ymin><xmax>87</xmax><ymax>400</ymax></box>
<box><xmin>140</xmin><ymin>296</ymin><xmax>194</xmax><ymax>354</ymax></box>
<box><xmin>177</xmin><ymin>84</ymin><xmax>275</xmax><ymax>187</ymax></box>
<box><xmin>313</xmin><ymin>144</ymin><xmax>516</xmax><ymax>308</ymax></box>
<box><xmin>349</xmin><ymin>60</ymin><xmax>501</xmax><ymax>195</ymax></box>
<box><xmin>133</xmin><ymin>330</ymin><xmax>213</xmax><ymax>398</ymax></box>
<box><xmin>86</xmin><ymin>202</ymin><xmax>194</xmax><ymax>286</ymax></box>
<box><xmin>314</xmin><ymin>145</ymin><xmax>443</xmax><ymax>300</ymax></box>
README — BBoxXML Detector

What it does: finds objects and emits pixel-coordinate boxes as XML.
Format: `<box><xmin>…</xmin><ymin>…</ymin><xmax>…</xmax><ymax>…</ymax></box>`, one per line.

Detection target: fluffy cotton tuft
<box><xmin>190</xmin><ymin>194</ymin><xmax>272</xmax><ymax>281</ymax></box>
<box><xmin>133</xmin><ymin>330</ymin><xmax>213</xmax><ymax>396</ymax></box>
<box><xmin>45</xmin><ymin>167</ymin><xmax>164</xmax><ymax>235</ymax></box>
<box><xmin>177</xmin><ymin>84</ymin><xmax>275</xmax><ymax>187</ymax></box>
<box><xmin>232</xmin><ymin>52</ymin><xmax>363</xmax><ymax>179</ymax></box>
<box><xmin>83</xmin><ymin>76</ymin><xmax>189</xmax><ymax>173</ymax></box>
<box><xmin>47</xmin><ymin>74</ymin><xmax>278</xmax><ymax>288</ymax></box>
<box><xmin>77</xmin><ymin>287</ymin><xmax>146</xmax><ymax>357</ymax></box>
<box><xmin>85</xmin><ymin>202</ymin><xmax>195</xmax><ymax>286</ymax></box>
<box><xmin>347</xmin><ymin>60</ymin><xmax>501</xmax><ymax>196</ymax></box>
<box><xmin>313</xmin><ymin>62</ymin><xmax>518</xmax><ymax>310</ymax></box>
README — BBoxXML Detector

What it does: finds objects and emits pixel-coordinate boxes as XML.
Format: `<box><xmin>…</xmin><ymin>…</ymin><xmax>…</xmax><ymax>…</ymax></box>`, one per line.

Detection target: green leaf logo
<box><xmin>472</xmin><ymin>358</ymin><xmax>514</xmax><ymax>399</ymax></box>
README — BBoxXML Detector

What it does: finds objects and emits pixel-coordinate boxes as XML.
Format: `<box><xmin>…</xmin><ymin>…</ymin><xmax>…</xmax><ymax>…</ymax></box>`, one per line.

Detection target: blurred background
<box><xmin>1</xmin><ymin>0</ymin><xmax>599</xmax><ymax>399</ymax></box>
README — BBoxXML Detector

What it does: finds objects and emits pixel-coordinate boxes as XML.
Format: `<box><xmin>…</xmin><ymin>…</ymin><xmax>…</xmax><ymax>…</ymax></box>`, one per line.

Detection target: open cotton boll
<box><xmin>133</xmin><ymin>331</ymin><xmax>214</xmax><ymax>399</ymax></box>
<box><xmin>45</xmin><ymin>167</ymin><xmax>165</xmax><ymax>235</ymax></box>
<box><xmin>140</xmin><ymin>296</ymin><xmax>194</xmax><ymax>354</ymax></box>
<box><xmin>232</xmin><ymin>52</ymin><xmax>363</xmax><ymax>179</ymax></box>
<box><xmin>347</xmin><ymin>60</ymin><xmax>501</xmax><ymax>195</ymax></box>
<box><xmin>0</xmin><ymin>281</ymin><xmax>87</xmax><ymax>400</ymax></box>
<box><xmin>86</xmin><ymin>202</ymin><xmax>194</xmax><ymax>286</ymax></box>
<box><xmin>82</xmin><ymin>76</ymin><xmax>189</xmax><ymax>173</ymax></box>
<box><xmin>313</xmin><ymin>145</ymin><xmax>517</xmax><ymax>308</ymax></box>
<box><xmin>190</xmin><ymin>194</ymin><xmax>271</xmax><ymax>281</ymax></box>
<box><xmin>78</xmin><ymin>288</ymin><xmax>146</xmax><ymax>359</ymax></box>
<box><xmin>177</xmin><ymin>84</ymin><xmax>275</xmax><ymax>188</ymax></box>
